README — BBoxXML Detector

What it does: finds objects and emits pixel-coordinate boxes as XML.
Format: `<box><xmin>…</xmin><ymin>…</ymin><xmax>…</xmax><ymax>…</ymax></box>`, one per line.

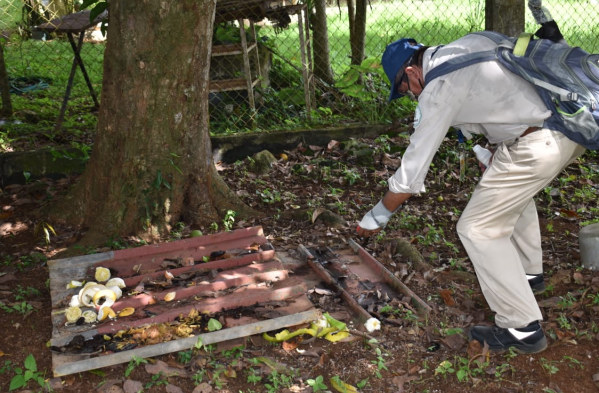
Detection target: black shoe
<box><xmin>468</xmin><ymin>321</ymin><xmax>548</xmax><ymax>354</ymax></box>
<box><xmin>527</xmin><ymin>274</ymin><xmax>545</xmax><ymax>294</ymax></box>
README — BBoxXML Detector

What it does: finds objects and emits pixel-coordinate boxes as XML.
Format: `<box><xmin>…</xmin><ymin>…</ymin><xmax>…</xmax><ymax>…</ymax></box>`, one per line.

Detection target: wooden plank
<box><xmin>53</xmin><ymin>309</ymin><xmax>321</xmax><ymax>377</ymax></box>
<box><xmin>212</xmin><ymin>42</ymin><xmax>257</xmax><ymax>57</ymax></box>
<box><xmin>209</xmin><ymin>77</ymin><xmax>260</xmax><ymax>93</ymax></box>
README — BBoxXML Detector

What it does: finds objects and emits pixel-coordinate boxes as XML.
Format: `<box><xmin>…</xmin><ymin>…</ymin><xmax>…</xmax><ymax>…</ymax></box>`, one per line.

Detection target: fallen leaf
<box><xmin>311</xmin><ymin>207</ymin><xmax>326</xmax><ymax>224</ymax></box>
<box><xmin>381</xmin><ymin>153</ymin><xmax>400</xmax><ymax>168</ymax></box>
<box><xmin>440</xmin><ymin>332</ymin><xmax>466</xmax><ymax>350</ymax></box>
<box><xmin>224</xmin><ymin>366</ymin><xmax>237</xmax><ymax>378</ymax></box>
<box><xmin>96</xmin><ymin>379</ymin><xmax>123</xmax><ymax>392</ymax></box>
<box><xmin>392</xmin><ymin>374</ymin><xmax>419</xmax><ymax>392</ymax></box>
<box><xmin>123</xmin><ymin>380</ymin><xmax>142</xmax><ymax>393</ymax></box>
<box><xmin>559</xmin><ymin>209</ymin><xmax>580</xmax><ymax>218</ymax></box>
<box><xmin>48</xmin><ymin>377</ymin><xmax>64</xmax><ymax>390</ymax></box>
<box><xmin>549</xmin><ymin>269</ymin><xmax>572</xmax><ymax>286</ymax></box>
<box><xmin>438</xmin><ymin>289</ymin><xmax>455</xmax><ymax>306</ymax></box>
<box><xmin>467</xmin><ymin>339</ymin><xmax>482</xmax><ymax>358</ymax></box>
<box><xmin>282</xmin><ymin>340</ymin><xmax>299</xmax><ymax>352</ymax></box>
<box><xmin>145</xmin><ymin>360</ymin><xmax>189</xmax><ymax>378</ymax></box>
<box><xmin>0</xmin><ymin>273</ymin><xmax>17</xmax><ymax>284</ymax></box>
<box><xmin>166</xmin><ymin>385</ymin><xmax>184</xmax><ymax>393</ymax></box>
<box><xmin>192</xmin><ymin>382</ymin><xmax>213</xmax><ymax>393</ymax></box>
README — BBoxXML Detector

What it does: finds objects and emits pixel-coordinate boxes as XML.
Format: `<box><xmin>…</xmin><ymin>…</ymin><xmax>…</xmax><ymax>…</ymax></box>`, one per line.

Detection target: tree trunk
<box><xmin>349</xmin><ymin>0</ymin><xmax>367</xmax><ymax>66</ymax></box>
<box><xmin>49</xmin><ymin>0</ymin><xmax>256</xmax><ymax>246</ymax></box>
<box><xmin>0</xmin><ymin>44</ymin><xmax>13</xmax><ymax>117</ymax></box>
<box><xmin>311</xmin><ymin>0</ymin><xmax>334</xmax><ymax>85</ymax></box>
<box><xmin>485</xmin><ymin>0</ymin><xmax>524</xmax><ymax>37</ymax></box>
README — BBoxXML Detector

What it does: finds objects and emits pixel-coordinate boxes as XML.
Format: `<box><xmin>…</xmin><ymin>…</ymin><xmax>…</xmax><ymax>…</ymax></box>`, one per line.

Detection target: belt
<box><xmin>520</xmin><ymin>126</ymin><xmax>542</xmax><ymax>138</ymax></box>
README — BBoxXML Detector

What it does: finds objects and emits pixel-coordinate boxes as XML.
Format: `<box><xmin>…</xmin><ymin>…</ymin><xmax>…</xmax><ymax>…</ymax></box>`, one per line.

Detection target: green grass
<box><xmin>2</xmin><ymin>0</ymin><xmax>599</xmax><ymax>146</ymax></box>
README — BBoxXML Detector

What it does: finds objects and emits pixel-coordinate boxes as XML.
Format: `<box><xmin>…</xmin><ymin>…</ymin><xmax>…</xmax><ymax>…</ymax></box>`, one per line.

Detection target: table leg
<box><xmin>53</xmin><ymin>32</ymin><xmax>81</xmax><ymax>133</ymax></box>
<box><xmin>68</xmin><ymin>31</ymin><xmax>99</xmax><ymax>108</ymax></box>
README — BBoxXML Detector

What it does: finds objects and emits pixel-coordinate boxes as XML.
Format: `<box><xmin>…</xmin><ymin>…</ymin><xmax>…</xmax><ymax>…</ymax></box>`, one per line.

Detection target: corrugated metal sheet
<box><xmin>48</xmin><ymin>227</ymin><xmax>318</xmax><ymax>377</ymax></box>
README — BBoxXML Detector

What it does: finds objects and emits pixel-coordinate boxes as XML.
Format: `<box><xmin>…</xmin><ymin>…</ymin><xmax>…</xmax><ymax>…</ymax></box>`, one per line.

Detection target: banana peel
<box><xmin>324</xmin><ymin>330</ymin><xmax>351</xmax><ymax>342</ymax></box>
<box><xmin>263</xmin><ymin>328</ymin><xmax>316</xmax><ymax>342</ymax></box>
<box><xmin>263</xmin><ymin>313</ymin><xmax>351</xmax><ymax>343</ymax></box>
<box><xmin>331</xmin><ymin>377</ymin><xmax>358</xmax><ymax>393</ymax></box>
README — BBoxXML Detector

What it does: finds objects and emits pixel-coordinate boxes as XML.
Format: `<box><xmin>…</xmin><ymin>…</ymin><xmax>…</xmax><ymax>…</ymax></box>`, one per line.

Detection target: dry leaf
<box><xmin>392</xmin><ymin>374</ymin><xmax>419</xmax><ymax>392</ymax></box>
<box><xmin>145</xmin><ymin>360</ymin><xmax>189</xmax><ymax>378</ymax></box>
<box><xmin>192</xmin><ymin>382</ymin><xmax>213</xmax><ymax>393</ymax></box>
<box><xmin>311</xmin><ymin>207</ymin><xmax>326</xmax><ymax>224</ymax></box>
<box><xmin>282</xmin><ymin>340</ymin><xmax>299</xmax><ymax>352</ymax></box>
<box><xmin>327</xmin><ymin>140</ymin><xmax>339</xmax><ymax>150</ymax></box>
<box><xmin>96</xmin><ymin>379</ymin><xmax>123</xmax><ymax>393</ymax></box>
<box><xmin>439</xmin><ymin>333</ymin><xmax>466</xmax><ymax>350</ymax></box>
<box><xmin>438</xmin><ymin>289</ymin><xmax>455</xmax><ymax>306</ymax></box>
<box><xmin>123</xmin><ymin>380</ymin><xmax>142</xmax><ymax>393</ymax></box>
<box><xmin>166</xmin><ymin>385</ymin><xmax>184</xmax><ymax>393</ymax></box>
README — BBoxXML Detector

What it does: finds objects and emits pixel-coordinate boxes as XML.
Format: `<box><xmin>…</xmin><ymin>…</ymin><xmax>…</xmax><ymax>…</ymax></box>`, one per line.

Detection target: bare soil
<box><xmin>1</xmin><ymin>133</ymin><xmax>598</xmax><ymax>393</ymax></box>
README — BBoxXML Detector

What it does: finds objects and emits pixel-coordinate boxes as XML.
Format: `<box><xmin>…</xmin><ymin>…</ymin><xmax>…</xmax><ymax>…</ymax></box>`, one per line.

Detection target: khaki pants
<box><xmin>457</xmin><ymin>129</ymin><xmax>586</xmax><ymax>328</ymax></box>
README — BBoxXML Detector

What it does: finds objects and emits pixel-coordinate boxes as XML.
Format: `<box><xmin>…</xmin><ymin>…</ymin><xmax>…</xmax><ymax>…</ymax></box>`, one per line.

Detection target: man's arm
<box><xmin>357</xmin><ymin>191</ymin><xmax>411</xmax><ymax>237</ymax></box>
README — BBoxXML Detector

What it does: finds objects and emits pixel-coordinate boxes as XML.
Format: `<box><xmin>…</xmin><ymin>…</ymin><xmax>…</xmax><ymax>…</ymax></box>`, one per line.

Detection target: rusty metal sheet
<box><xmin>48</xmin><ymin>226</ymin><xmax>317</xmax><ymax>377</ymax></box>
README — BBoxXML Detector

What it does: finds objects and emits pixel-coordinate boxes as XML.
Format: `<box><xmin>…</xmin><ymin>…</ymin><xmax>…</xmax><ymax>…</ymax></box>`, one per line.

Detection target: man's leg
<box><xmin>511</xmin><ymin>200</ymin><xmax>545</xmax><ymax>293</ymax></box>
<box><xmin>457</xmin><ymin>130</ymin><xmax>585</xmax><ymax>328</ymax></box>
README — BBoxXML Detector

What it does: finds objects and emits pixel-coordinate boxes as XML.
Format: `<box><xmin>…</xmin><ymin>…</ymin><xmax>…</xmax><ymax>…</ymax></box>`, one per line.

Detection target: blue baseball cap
<box><xmin>382</xmin><ymin>38</ymin><xmax>422</xmax><ymax>101</ymax></box>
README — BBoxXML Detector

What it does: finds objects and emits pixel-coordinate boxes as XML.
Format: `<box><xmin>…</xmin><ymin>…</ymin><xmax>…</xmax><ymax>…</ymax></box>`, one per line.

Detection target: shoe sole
<box><xmin>467</xmin><ymin>331</ymin><xmax>548</xmax><ymax>354</ymax></box>
<box><xmin>531</xmin><ymin>282</ymin><xmax>546</xmax><ymax>295</ymax></box>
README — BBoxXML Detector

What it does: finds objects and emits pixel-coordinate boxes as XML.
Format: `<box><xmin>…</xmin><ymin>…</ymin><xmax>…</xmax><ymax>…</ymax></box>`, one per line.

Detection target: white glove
<box><xmin>358</xmin><ymin>200</ymin><xmax>393</xmax><ymax>231</ymax></box>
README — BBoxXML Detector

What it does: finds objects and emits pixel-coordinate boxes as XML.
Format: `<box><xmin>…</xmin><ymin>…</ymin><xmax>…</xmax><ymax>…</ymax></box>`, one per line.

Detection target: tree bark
<box><xmin>485</xmin><ymin>0</ymin><xmax>524</xmax><ymax>37</ymax></box>
<box><xmin>49</xmin><ymin>0</ymin><xmax>256</xmax><ymax>245</ymax></box>
<box><xmin>0</xmin><ymin>43</ymin><xmax>13</xmax><ymax>117</ymax></box>
<box><xmin>349</xmin><ymin>0</ymin><xmax>367</xmax><ymax>66</ymax></box>
<box><xmin>311</xmin><ymin>0</ymin><xmax>334</xmax><ymax>85</ymax></box>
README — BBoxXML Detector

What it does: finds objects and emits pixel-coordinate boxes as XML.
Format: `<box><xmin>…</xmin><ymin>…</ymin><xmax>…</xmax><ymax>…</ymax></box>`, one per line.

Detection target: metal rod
<box><xmin>53</xmin><ymin>32</ymin><xmax>83</xmax><ymax>133</ymax></box>
<box><xmin>297</xmin><ymin>7</ymin><xmax>312</xmax><ymax>120</ymax></box>
<box><xmin>299</xmin><ymin>245</ymin><xmax>372</xmax><ymax>324</ymax></box>
<box><xmin>67</xmin><ymin>31</ymin><xmax>99</xmax><ymax>108</ymax></box>
<box><xmin>348</xmin><ymin>238</ymin><xmax>432</xmax><ymax>314</ymax></box>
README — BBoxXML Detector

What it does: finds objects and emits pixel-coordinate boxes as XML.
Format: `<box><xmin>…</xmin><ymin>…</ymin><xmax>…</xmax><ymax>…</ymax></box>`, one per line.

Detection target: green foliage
<box><xmin>265</xmin><ymin>370</ymin><xmax>294</xmax><ymax>393</ymax></box>
<box><xmin>223</xmin><ymin>210</ymin><xmax>237</xmax><ymax>231</ymax></box>
<box><xmin>124</xmin><ymin>355</ymin><xmax>148</xmax><ymax>378</ymax></box>
<box><xmin>435</xmin><ymin>360</ymin><xmax>455</xmax><ymax>378</ymax></box>
<box><xmin>177</xmin><ymin>350</ymin><xmax>192</xmax><ymax>365</ymax></box>
<box><xmin>207</xmin><ymin>318</ymin><xmax>223</xmax><ymax>332</ymax></box>
<box><xmin>13</xmin><ymin>285</ymin><xmax>41</xmax><ymax>301</ymax></box>
<box><xmin>540</xmin><ymin>357</ymin><xmax>560</xmax><ymax>375</ymax></box>
<box><xmin>9</xmin><ymin>354</ymin><xmax>47</xmax><ymax>391</ymax></box>
<box><xmin>145</xmin><ymin>371</ymin><xmax>169</xmax><ymax>389</ymax></box>
<box><xmin>371</xmin><ymin>347</ymin><xmax>388</xmax><ymax>378</ymax></box>
<box><xmin>307</xmin><ymin>375</ymin><xmax>328</xmax><ymax>392</ymax></box>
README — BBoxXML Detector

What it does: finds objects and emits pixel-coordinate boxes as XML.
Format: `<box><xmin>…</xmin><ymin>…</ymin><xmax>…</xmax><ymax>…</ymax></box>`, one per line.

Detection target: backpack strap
<box><xmin>513</xmin><ymin>33</ymin><xmax>533</xmax><ymax>56</ymax></box>
<box><xmin>424</xmin><ymin>31</ymin><xmax>512</xmax><ymax>87</ymax></box>
<box><xmin>424</xmin><ymin>50</ymin><xmax>497</xmax><ymax>87</ymax></box>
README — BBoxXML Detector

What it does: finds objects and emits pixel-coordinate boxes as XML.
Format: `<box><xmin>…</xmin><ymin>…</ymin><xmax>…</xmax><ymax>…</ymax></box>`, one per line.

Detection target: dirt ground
<box><xmin>1</xmin><ymin>133</ymin><xmax>598</xmax><ymax>393</ymax></box>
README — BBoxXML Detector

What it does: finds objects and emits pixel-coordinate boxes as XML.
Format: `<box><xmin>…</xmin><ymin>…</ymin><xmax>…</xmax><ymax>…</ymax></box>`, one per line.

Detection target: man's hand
<box><xmin>357</xmin><ymin>200</ymin><xmax>393</xmax><ymax>234</ymax></box>
<box><xmin>356</xmin><ymin>191</ymin><xmax>412</xmax><ymax>238</ymax></box>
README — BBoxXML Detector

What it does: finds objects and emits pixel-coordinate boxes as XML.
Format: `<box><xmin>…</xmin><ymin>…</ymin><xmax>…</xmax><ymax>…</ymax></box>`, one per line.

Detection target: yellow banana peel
<box><xmin>324</xmin><ymin>330</ymin><xmax>350</xmax><ymax>342</ymax></box>
<box><xmin>262</xmin><ymin>328</ymin><xmax>317</xmax><ymax>342</ymax></box>
<box><xmin>330</xmin><ymin>377</ymin><xmax>358</xmax><ymax>393</ymax></box>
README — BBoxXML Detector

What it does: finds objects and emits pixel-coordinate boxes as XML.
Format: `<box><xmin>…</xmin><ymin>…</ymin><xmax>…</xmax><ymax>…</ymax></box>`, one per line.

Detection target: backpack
<box><xmin>425</xmin><ymin>31</ymin><xmax>599</xmax><ymax>150</ymax></box>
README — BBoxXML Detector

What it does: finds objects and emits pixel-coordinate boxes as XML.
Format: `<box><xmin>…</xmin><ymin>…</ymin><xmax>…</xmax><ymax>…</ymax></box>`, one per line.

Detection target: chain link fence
<box><xmin>1</xmin><ymin>0</ymin><xmax>599</xmax><ymax>150</ymax></box>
